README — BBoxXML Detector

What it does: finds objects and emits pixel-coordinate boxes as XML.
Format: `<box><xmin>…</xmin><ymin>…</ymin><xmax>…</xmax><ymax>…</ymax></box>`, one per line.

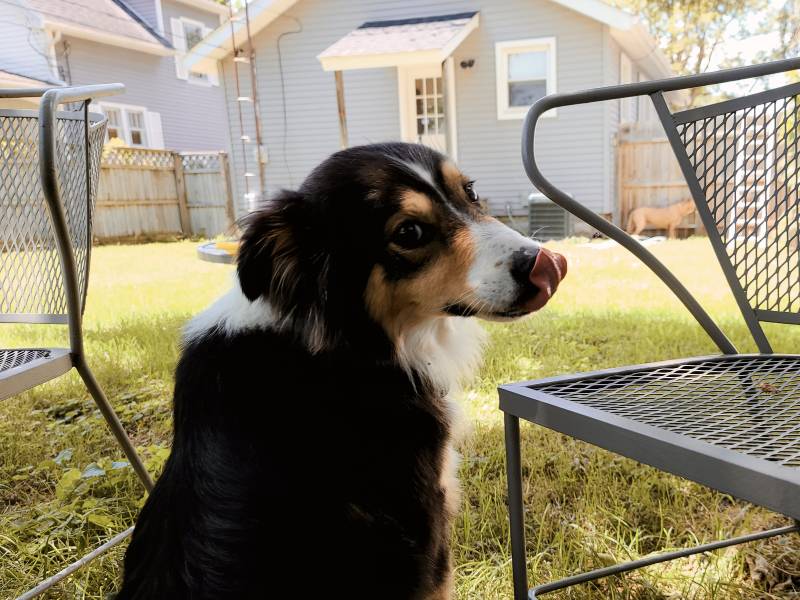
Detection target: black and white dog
<box><xmin>117</xmin><ymin>143</ymin><xmax>566</xmax><ymax>600</ymax></box>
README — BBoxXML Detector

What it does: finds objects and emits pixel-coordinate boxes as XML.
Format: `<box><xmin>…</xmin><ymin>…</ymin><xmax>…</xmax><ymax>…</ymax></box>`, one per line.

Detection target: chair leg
<box><xmin>504</xmin><ymin>413</ymin><xmax>529</xmax><ymax>600</ymax></box>
<box><xmin>529</xmin><ymin>522</ymin><xmax>800</xmax><ymax>598</ymax></box>
<box><xmin>74</xmin><ymin>357</ymin><xmax>154</xmax><ymax>491</ymax></box>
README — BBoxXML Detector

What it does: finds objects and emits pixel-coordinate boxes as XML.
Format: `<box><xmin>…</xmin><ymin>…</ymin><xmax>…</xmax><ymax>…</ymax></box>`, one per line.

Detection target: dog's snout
<box><xmin>509</xmin><ymin>247</ymin><xmax>540</xmax><ymax>287</ymax></box>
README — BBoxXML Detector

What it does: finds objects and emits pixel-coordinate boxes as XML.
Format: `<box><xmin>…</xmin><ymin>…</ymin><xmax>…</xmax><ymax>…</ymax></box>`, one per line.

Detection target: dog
<box><xmin>116</xmin><ymin>143</ymin><xmax>567</xmax><ymax>600</ymax></box>
<box><xmin>626</xmin><ymin>198</ymin><xmax>696</xmax><ymax>238</ymax></box>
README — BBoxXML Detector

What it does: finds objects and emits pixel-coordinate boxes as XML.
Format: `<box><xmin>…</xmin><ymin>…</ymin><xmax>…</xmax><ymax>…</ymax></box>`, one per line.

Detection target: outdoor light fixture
<box><xmin>460</xmin><ymin>59</ymin><xmax>475</xmax><ymax>69</ymax></box>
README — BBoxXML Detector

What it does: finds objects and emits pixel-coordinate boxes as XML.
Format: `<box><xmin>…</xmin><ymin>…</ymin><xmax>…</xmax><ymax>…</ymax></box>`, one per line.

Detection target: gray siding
<box><xmin>223</xmin><ymin>0</ymin><xmax>612</xmax><ymax>218</ymax></box>
<box><xmin>125</xmin><ymin>0</ymin><xmax>161</xmax><ymax>33</ymax></box>
<box><xmin>162</xmin><ymin>0</ymin><xmax>221</xmax><ymax>33</ymax></box>
<box><xmin>59</xmin><ymin>36</ymin><xmax>228</xmax><ymax>151</ymax></box>
<box><xmin>0</xmin><ymin>0</ymin><xmax>60</xmax><ymax>83</ymax></box>
<box><xmin>451</xmin><ymin>0</ymin><xmax>607</xmax><ymax>216</ymax></box>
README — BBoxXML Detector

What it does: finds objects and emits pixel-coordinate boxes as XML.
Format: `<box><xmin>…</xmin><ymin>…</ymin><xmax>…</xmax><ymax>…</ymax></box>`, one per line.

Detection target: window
<box><xmin>496</xmin><ymin>38</ymin><xmax>556</xmax><ymax>120</ymax></box>
<box><xmin>126</xmin><ymin>110</ymin><xmax>147</xmax><ymax>147</ymax></box>
<box><xmin>182</xmin><ymin>20</ymin><xmax>204</xmax><ymax>50</ymax></box>
<box><xmin>105</xmin><ymin>108</ymin><xmax>122</xmax><ymax>141</ymax></box>
<box><xmin>415</xmin><ymin>76</ymin><xmax>445</xmax><ymax>137</ymax></box>
<box><xmin>171</xmin><ymin>17</ymin><xmax>219</xmax><ymax>86</ymax></box>
<box><xmin>98</xmin><ymin>102</ymin><xmax>163</xmax><ymax>149</ymax></box>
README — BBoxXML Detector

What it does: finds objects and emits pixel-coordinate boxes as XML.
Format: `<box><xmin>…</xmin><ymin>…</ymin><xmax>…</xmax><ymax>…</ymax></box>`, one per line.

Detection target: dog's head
<box><xmin>237</xmin><ymin>143</ymin><xmax>566</xmax><ymax>354</ymax></box>
<box><xmin>680</xmin><ymin>198</ymin><xmax>696</xmax><ymax>216</ymax></box>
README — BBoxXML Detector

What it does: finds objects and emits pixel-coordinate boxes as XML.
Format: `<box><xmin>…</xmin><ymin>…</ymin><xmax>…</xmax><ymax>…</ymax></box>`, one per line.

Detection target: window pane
<box><xmin>508</xmin><ymin>50</ymin><xmax>547</xmax><ymax>81</ymax></box>
<box><xmin>107</xmin><ymin>127</ymin><xmax>120</xmax><ymax>140</ymax></box>
<box><xmin>509</xmin><ymin>80</ymin><xmax>547</xmax><ymax>107</ymax></box>
<box><xmin>425</xmin><ymin>97</ymin><xmax>434</xmax><ymax>115</ymax></box>
<box><xmin>417</xmin><ymin>118</ymin><xmax>425</xmax><ymax>135</ymax></box>
<box><xmin>425</xmin><ymin>78</ymin><xmax>434</xmax><ymax>95</ymax></box>
<box><xmin>183</xmin><ymin>22</ymin><xmax>204</xmax><ymax>50</ymax></box>
<box><xmin>130</xmin><ymin>130</ymin><xmax>143</xmax><ymax>146</ymax></box>
<box><xmin>416</xmin><ymin>99</ymin><xmax>424</xmax><ymax>116</ymax></box>
<box><xmin>436</xmin><ymin>97</ymin><xmax>444</xmax><ymax>115</ymax></box>
<box><xmin>105</xmin><ymin>109</ymin><xmax>120</xmax><ymax>126</ymax></box>
<box><xmin>128</xmin><ymin>111</ymin><xmax>144</xmax><ymax>129</ymax></box>
<box><xmin>415</xmin><ymin>79</ymin><xmax>423</xmax><ymax>96</ymax></box>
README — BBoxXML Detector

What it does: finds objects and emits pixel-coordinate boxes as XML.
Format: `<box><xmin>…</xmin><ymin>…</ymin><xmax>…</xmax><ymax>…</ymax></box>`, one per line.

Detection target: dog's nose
<box><xmin>510</xmin><ymin>247</ymin><xmax>539</xmax><ymax>287</ymax></box>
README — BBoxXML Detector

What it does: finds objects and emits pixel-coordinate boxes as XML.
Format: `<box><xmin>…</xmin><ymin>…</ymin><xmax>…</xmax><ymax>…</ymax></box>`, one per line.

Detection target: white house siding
<box><xmin>125</xmin><ymin>0</ymin><xmax>162</xmax><ymax>33</ymax></box>
<box><xmin>161</xmin><ymin>0</ymin><xmax>221</xmax><ymax>31</ymax></box>
<box><xmin>222</xmin><ymin>0</ymin><xmax>620</xmax><ymax>217</ymax></box>
<box><xmin>450</xmin><ymin>0</ymin><xmax>607</xmax><ymax>216</ymax></box>
<box><xmin>58</xmin><ymin>36</ymin><xmax>229</xmax><ymax>152</ymax></box>
<box><xmin>0</xmin><ymin>0</ymin><xmax>59</xmax><ymax>83</ymax></box>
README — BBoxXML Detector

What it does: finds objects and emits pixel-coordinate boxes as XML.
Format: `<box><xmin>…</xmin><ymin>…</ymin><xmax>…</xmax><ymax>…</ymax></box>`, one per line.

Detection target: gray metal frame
<box><xmin>1</xmin><ymin>85</ymin><xmax>154</xmax><ymax>599</ymax></box>
<box><xmin>503</xmin><ymin>58</ymin><xmax>800</xmax><ymax>599</ymax></box>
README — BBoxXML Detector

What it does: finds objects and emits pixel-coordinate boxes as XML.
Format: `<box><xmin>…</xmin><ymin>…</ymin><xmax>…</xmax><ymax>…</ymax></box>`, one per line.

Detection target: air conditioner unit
<box><xmin>528</xmin><ymin>192</ymin><xmax>572</xmax><ymax>240</ymax></box>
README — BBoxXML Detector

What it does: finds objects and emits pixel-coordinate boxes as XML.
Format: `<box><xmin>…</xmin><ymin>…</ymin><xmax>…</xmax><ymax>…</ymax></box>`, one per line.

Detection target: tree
<box><xmin>761</xmin><ymin>0</ymin><xmax>799</xmax><ymax>60</ymax></box>
<box><xmin>613</xmin><ymin>0</ymin><xmax>763</xmax><ymax>104</ymax></box>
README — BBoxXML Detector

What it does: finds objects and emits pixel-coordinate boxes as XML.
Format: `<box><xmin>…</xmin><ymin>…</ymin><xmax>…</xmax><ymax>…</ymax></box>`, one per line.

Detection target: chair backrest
<box><xmin>670</xmin><ymin>83</ymin><xmax>800</xmax><ymax>324</ymax></box>
<box><xmin>0</xmin><ymin>107</ymin><xmax>107</xmax><ymax>324</ymax></box>
<box><xmin>522</xmin><ymin>58</ymin><xmax>800</xmax><ymax>355</ymax></box>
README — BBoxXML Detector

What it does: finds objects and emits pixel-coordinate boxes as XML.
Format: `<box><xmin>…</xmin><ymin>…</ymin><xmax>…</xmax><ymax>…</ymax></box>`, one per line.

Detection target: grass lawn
<box><xmin>1</xmin><ymin>237</ymin><xmax>799</xmax><ymax>599</ymax></box>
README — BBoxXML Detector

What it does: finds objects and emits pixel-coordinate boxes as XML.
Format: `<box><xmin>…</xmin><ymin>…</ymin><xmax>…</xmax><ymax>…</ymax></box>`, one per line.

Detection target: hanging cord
<box><xmin>276</xmin><ymin>16</ymin><xmax>303</xmax><ymax>187</ymax></box>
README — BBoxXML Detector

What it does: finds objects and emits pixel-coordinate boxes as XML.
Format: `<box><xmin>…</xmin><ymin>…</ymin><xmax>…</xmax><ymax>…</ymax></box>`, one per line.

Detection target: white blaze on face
<box><xmin>467</xmin><ymin>219</ymin><xmax>539</xmax><ymax>312</ymax></box>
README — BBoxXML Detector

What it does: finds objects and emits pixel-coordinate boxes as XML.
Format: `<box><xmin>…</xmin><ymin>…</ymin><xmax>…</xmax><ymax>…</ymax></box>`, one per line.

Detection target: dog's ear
<box><xmin>236</xmin><ymin>190</ymin><xmax>306</xmax><ymax>303</ymax></box>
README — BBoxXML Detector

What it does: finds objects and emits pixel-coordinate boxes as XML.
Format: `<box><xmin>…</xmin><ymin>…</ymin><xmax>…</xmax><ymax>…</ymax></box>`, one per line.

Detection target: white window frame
<box><xmin>97</xmin><ymin>101</ymin><xmax>164</xmax><ymax>149</ymax></box>
<box><xmin>495</xmin><ymin>37</ymin><xmax>557</xmax><ymax>120</ymax></box>
<box><xmin>171</xmin><ymin>16</ymin><xmax>219</xmax><ymax>86</ymax></box>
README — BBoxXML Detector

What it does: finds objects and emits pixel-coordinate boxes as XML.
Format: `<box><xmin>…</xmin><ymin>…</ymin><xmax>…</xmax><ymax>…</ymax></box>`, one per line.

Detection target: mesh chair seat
<box><xmin>501</xmin><ymin>354</ymin><xmax>800</xmax><ymax>522</ymax></box>
<box><xmin>0</xmin><ymin>348</ymin><xmax>52</xmax><ymax>372</ymax></box>
<box><xmin>0</xmin><ymin>348</ymin><xmax>72</xmax><ymax>401</ymax></box>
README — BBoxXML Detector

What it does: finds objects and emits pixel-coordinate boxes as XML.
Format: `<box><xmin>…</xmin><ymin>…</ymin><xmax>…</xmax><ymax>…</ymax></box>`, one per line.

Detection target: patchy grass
<box><xmin>1</xmin><ymin>238</ymin><xmax>798</xmax><ymax>599</ymax></box>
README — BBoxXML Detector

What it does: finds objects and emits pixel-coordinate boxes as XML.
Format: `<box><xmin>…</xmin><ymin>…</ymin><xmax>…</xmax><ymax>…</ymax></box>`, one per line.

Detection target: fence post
<box><xmin>219</xmin><ymin>152</ymin><xmax>236</xmax><ymax>228</ymax></box>
<box><xmin>173</xmin><ymin>153</ymin><xmax>192</xmax><ymax>236</ymax></box>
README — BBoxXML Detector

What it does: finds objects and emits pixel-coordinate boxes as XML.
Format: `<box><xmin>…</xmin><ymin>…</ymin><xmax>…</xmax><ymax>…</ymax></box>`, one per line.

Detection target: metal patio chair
<box><xmin>0</xmin><ymin>85</ymin><xmax>154</xmax><ymax>599</ymax></box>
<box><xmin>501</xmin><ymin>58</ymin><xmax>800</xmax><ymax>599</ymax></box>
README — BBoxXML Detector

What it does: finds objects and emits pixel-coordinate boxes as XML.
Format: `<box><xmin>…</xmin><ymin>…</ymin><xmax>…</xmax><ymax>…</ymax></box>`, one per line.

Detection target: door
<box><xmin>399</xmin><ymin>65</ymin><xmax>447</xmax><ymax>154</ymax></box>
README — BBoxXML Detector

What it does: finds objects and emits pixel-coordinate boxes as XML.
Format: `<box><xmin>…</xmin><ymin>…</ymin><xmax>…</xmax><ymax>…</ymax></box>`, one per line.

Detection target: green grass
<box><xmin>1</xmin><ymin>238</ymin><xmax>798</xmax><ymax>599</ymax></box>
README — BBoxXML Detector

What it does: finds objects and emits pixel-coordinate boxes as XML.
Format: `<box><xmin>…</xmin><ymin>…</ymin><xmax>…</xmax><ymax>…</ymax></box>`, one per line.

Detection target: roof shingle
<box><xmin>27</xmin><ymin>0</ymin><xmax>169</xmax><ymax>47</ymax></box>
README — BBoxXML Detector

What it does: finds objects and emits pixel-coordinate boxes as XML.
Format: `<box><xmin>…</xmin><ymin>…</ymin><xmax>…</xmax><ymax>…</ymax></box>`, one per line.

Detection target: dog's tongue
<box><xmin>525</xmin><ymin>248</ymin><xmax>568</xmax><ymax>312</ymax></box>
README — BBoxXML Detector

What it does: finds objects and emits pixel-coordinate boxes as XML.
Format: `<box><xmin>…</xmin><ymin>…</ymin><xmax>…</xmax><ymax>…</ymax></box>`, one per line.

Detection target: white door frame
<box><xmin>397</xmin><ymin>59</ymin><xmax>458</xmax><ymax>160</ymax></box>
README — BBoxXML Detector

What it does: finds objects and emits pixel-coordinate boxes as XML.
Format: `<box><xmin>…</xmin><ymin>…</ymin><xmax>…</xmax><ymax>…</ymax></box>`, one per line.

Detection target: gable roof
<box><xmin>318</xmin><ymin>12</ymin><xmax>480</xmax><ymax>71</ymax></box>
<box><xmin>548</xmin><ymin>0</ymin><xmax>672</xmax><ymax>79</ymax></box>
<box><xmin>185</xmin><ymin>0</ymin><xmax>673</xmax><ymax>79</ymax></box>
<box><xmin>27</xmin><ymin>0</ymin><xmax>173</xmax><ymax>55</ymax></box>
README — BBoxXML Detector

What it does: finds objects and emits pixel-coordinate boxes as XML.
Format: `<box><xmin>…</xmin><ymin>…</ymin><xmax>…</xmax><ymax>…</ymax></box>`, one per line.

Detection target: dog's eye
<box><xmin>464</xmin><ymin>181</ymin><xmax>479</xmax><ymax>203</ymax></box>
<box><xmin>392</xmin><ymin>221</ymin><xmax>428</xmax><ymax>249</ymax></box>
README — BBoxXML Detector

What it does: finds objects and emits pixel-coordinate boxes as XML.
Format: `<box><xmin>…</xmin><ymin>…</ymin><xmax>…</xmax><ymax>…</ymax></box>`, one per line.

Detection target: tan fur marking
<box><xmin>365</xmin><ymin>226</ymin><xmax>476</xmax><ymax>343</ymax></box>
<box><xmin>400</xmin><ymin>189</ymin><xmax>435</xmax><ymax>217</ymax></box>
<box><xmin>441</xmin><ymin>160</ymin><xmax>467</xmax><ymax>197</ymax></box>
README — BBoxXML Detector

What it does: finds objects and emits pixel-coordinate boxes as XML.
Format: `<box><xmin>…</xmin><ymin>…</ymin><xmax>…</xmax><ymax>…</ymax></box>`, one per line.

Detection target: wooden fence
<box><xmin>616</xmin><ymin>125</ymin><xmax>699</xmax><ymax>235</ymax></box>
<box><xmin>95</xmin><ymin>148</ymin><xmax>235</xmax><ymax>239</ymax></box>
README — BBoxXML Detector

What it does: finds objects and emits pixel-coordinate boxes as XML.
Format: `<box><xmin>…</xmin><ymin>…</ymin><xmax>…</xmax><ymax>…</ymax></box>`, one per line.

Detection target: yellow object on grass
<box><xmin>215</xmin><ymin>241</ymin><xmax>240</xmax><ymax>256</ymax></box>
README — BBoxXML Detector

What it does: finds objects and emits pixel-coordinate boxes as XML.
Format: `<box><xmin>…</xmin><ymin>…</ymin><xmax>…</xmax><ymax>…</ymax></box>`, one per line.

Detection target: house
<box><xmin>0</xmin><ymin>0</ymin><xmax>230</xmax><ymax>152</ymax></box>
<box><xmin>183</xmin><ymin>0</ymin><xmax>677</xmax><ymax>227</ymax></box>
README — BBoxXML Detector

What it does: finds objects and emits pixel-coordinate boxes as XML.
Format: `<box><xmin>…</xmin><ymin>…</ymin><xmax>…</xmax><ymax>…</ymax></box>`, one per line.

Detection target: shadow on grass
<box><xmin>1</xmin><ymin>310</ymin><xmax>799</xmax><ymax>598</ymax></box>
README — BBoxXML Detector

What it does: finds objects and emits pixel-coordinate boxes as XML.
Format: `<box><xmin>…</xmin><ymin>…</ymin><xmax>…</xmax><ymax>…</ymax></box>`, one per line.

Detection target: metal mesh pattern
<box><xmin>535</xmin><ymin>356</ymin><xmax>800</xmax><ymax>467</ymax></box>
<box><xmin>0</xmin><ymin>348</ymin><xmax>51</xmax><ymax>372</ymax></box>
<box><xmin>677</xmin><ymin>92</ymin><xmax>800</xmax><ymax>314</ymax></box>
<box><xmin>0</xmin><ymin>111</ymin><xmax>106</xmax><ymax>320</ymax></box>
